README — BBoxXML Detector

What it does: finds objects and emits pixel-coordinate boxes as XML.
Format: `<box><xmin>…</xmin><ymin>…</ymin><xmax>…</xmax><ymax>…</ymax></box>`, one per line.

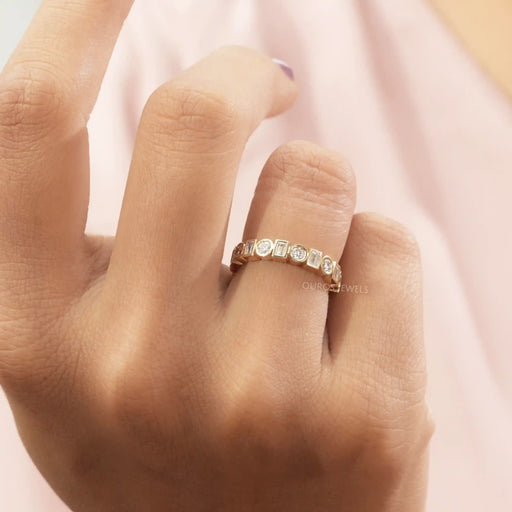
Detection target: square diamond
<box><xmin>244</xmin><ymin>239</ymin><xmax>256</xmax><ymax>257</ymax></box>
<box><xmin>273</xmin><ymin>239</ymin><xmax>289</xmax><ymax>259</ymax></box>
<box><xmin>306</xmin><ymin>249</ymin><xmax>322</xmax><ymax>269</ymax></box>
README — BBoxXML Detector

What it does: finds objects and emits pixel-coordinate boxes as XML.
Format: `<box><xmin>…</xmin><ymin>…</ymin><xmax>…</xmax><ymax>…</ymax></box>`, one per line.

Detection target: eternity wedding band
<box><xmin>230</xmin><ymin>239</ymin><xmax>342</xmax><ymax>293</ymax></box>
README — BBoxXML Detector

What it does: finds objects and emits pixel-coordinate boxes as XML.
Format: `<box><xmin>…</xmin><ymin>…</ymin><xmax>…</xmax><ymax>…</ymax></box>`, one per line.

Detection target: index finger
<box><xmin>1</xmin><ymin>0</ymin><xmax>134</xmax><ymax>121</ymax></box>
<box><xmin>0</xmin><ymin>0</ymin><xmax>134</xmax><ymax>266</ymax></box>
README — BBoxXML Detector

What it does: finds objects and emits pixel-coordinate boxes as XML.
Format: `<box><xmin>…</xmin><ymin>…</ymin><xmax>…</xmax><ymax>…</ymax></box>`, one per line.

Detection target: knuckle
<box><xmin>107</xmin><ymin>337</ymin><xmax>158</xmax><ymax>433</ymax></box>
<box><xmin>0</xmin><ymin>67</ymin><xmax>66</xmax><ymax>145</ymax></box>
<box><xmin>109</xmin><ymin>356</ymin><xmax>179</xmax><ymax>445</ymax></box>
<box><xmin>108</xmin><ymin>370</ymin><xmax>180</xmax><ymax>475</ymax></box>
<box><xmin>0</xmin><ymin>340</ymin><xmax>31</xmax><ymax>392</ymax></box>
<box><xmin>343</xmin><ymin>357</ymin><xmax>427</xmax><ymax>427</ymax></box>
<box><xmin>214</xmin><ymin>374</ymin><xmax>305</xmax><ymax>452</ymax></box>
<box><xmin>332</xmin><ymin>380</ymin><xmax>430</xmax><ymax>475</ymax></box>
<box><xmin>0</xmin><ymin>314</ymin><xmax>69</xmax><ymax>399</ymax></box>
<box><xmin>361</xmin><ymin>424</ymin><xmax>412</xmax><ymax>478</ymax></box>
<box><xmin>298</xmin><ymin>390</ymin><xmax>421</xmax><ymax>481</ymax></box>
<box><xmin>419</xmin><ymin>404</ymin><xmax>436</xmax><ymax>449</ymax></box>
<box><xmin>142</xmin><ymin>82</ymin><xmax>241</xmax><ymax>146</ymax></box>
<box><xmin>263</xmin><ymin>140</ymin><xmax>356</xmax><ymax>213</ymax></box>
<box><xmin>352</xmin><ymin>212</ymin><xmax>421</xmax><ymax>263</ymax></box>
<box><xmin>334</xmin><ymin>412</ymin><xmax>410</xmax><ymax>479</ymax></box>
<box><xmin>111</xmin><ymin>375</ymin><xmax>158</xmax><ymax>438</ymax></box>
<box><xmin>108</xmin><ymin>340</ymin><xmax>199</xmax><ymax>443</ymax></box>
<box><xmin>425</xmin><ymin>419</ymin><xmax>436</xmax><ymax>450</ymax></box>
<box><xmin>363</xmin><ymin>403</ymin><xmax>434</xmax><ymax>475</ymax></box>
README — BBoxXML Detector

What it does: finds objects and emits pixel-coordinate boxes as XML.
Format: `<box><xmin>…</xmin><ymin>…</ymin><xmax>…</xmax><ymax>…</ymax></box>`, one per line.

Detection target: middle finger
<box><xmin>108</xmin><ymin>46</ymin><xmax>296</xmax><ymax>306</ymax></box>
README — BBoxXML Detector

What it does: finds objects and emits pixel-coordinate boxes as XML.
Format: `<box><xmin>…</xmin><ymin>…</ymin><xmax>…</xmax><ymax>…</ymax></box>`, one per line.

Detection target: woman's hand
<box><xmin>0</xmin><ymin>1</ymin><xmax>433</xmax><ymax>511</ymax></box>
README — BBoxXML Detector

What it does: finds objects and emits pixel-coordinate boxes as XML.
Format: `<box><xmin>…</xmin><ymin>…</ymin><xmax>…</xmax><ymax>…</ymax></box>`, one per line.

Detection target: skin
<box><xmin>0</xmin><ymin>1</ymin><xmax>433</xmax><ymax>511</ymax></box>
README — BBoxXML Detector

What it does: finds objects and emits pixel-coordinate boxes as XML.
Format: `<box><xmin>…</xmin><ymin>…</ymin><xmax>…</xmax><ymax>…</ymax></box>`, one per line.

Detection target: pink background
<box><xmin>1</xmin><ymin>1</ymin><xmax>511</xmax><ymax>510</ymax></box>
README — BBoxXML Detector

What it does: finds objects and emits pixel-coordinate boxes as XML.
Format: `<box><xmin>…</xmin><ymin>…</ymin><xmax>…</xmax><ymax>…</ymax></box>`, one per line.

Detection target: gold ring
<box><xmin>230</xmin><ymin>238</ymin><xmax>342</xmax><ymax>293</ymax></box>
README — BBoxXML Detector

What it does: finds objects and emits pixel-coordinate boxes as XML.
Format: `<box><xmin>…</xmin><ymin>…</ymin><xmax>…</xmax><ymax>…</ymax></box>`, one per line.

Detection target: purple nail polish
<box><xmin>272</xmin><ymin>58</ymin><xmax>294</xmax><ymax>81</ymax></box>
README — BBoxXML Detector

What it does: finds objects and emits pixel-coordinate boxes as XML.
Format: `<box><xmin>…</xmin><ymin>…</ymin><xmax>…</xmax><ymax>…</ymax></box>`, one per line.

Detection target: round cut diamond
<box><xmin>290</xmin><ymin>244</ymin><xmax>307</xmax><ymax>263</ymax></box>
<box><xmin>256</xmin><ymin>239</ymin><xmax>273</xmax><ymax>257</ymax></box>
<box><xmin>321</xmin><ymin>257</ymin><xmax>333</xmax><ymax>275</ymax></box>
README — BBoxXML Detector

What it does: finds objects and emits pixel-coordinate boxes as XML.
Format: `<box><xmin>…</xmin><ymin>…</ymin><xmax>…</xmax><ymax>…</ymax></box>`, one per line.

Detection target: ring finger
<box><xmin>224</xmin><ymin>140</ymin><xmax>356</xmax><ymax>370</ymax></box>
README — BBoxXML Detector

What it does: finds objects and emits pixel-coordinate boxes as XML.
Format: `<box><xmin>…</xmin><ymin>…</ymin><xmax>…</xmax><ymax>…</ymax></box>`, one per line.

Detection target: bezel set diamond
<box><xmin>255</xmin><ymin>239</ymin><xmax>273</xmax><ymax>258</ymax></box>
<box><xmin>230</xmin><ymin>238</ymin><xmax>342</xmax><ymax>293</ymax></box>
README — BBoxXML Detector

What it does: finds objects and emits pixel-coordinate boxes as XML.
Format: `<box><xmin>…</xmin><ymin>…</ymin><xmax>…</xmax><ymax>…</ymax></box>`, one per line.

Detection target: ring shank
<box><xmin>230</xmin><ymin>238</ymin><xmax>342</xmax><ymax>293</ymax></box>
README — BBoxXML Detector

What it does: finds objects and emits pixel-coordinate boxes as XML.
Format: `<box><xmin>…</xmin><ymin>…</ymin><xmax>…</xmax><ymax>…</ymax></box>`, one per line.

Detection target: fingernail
<box><xmin>272</xmin><ymin>58</ymin><xmax>294</xmax><ymax>81</ymax></box>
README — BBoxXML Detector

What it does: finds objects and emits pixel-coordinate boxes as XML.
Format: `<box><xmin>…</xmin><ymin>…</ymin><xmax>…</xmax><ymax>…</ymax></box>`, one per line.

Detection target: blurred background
<box><xmin>0</xmin><ymin>1</ymin><xmax>40</xmax><ymax>68</ymax></box>
<box><xmin>1</xmin><ymin>1</ymin><xmax>511</xmax><ymax>511</ymax></box>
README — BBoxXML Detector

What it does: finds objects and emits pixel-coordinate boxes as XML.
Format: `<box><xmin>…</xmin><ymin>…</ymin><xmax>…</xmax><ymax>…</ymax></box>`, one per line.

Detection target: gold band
<box><xmin>230</xmin><ymin>238</ymin><xmax>342</xmax><ymax>293</ymax></box>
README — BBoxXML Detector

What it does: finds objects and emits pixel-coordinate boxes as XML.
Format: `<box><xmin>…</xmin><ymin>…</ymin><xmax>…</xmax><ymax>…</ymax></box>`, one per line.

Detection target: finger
<box><xmin>0</xmin><ymin>0</ymin><xmax>134</xmax><ymax>257</ymax></box>
<box><xmin>223</xmin><ymin>140</ymin><xmax>356</xmax><ymax>370</ymax></box>
<box><xmin>107</xmin><ymin>46</ymin><xmax>297</xmax><ymax>307</ymax></box>
<box><xmin>2</xmin><ymin>0</ymin><xmax>134</xmax><ymax>121</ymax></box>
<box><xmin>328</xmin><ymin>213</ymin><xmax>429</xmax><ymax>434</ymax></box>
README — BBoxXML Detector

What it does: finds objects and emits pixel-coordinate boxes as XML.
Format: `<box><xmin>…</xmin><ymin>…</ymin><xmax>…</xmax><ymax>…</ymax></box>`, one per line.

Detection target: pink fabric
<box><xmin>1</xmin><ymin>1</ymin><xmax>511</xmax><ymax>510</ymax></box>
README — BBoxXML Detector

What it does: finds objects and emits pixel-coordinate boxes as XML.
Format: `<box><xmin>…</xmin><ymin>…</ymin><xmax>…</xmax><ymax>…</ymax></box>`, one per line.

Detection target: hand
<box><xmin>0</xmin><ymin>1</ymin><xmax>433</xmax><ymax>511</ymax></box>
